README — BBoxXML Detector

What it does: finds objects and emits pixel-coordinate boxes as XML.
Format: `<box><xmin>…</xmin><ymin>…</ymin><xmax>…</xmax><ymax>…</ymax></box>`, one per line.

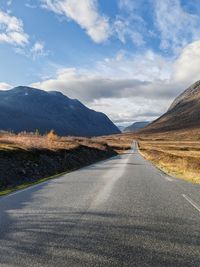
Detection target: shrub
<box><xmin>47</xmin><ymin>130</ymin><xmax>58</xmax><ymax>141</ymax></box>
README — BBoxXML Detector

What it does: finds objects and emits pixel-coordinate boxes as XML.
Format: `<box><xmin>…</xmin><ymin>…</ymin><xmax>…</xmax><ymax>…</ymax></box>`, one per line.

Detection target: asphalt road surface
<box><xmin>0</xmin><ymin>142</ymin><xmax>200</xmax><ymax>267</ymax></box>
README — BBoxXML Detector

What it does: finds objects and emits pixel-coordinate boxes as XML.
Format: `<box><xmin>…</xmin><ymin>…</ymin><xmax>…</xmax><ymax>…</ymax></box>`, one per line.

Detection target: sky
<box><xmin>1</xmin><ymin>0</ymin><xmax>200</xmax><ymax>126</ymax></box>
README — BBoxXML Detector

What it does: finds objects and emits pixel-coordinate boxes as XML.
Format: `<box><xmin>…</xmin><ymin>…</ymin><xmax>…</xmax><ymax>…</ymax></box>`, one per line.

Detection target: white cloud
<box><xmin>119</xmin><ymin>0</ymin><xmax>135</xmax><ymax>11</ymax></box>
<box><xmin>30</xmin><ymin>49</ymin><xmax>184</xmax><ymax>122</ymax></box>
<box><xmin>174</xmin><ymin>40</ymin><xmax>200</xmax><ymax>85</ymax></box>
<box><xmin>42</xmin><ymin>0</ymin><xmax>110</xmax><ymax>43</ymax></box>
<box><xmin>89</xmin><ymin>97</ymin><xmax>172</xmax><ymax>125</ymax></box>
<box><xmin>31</xmin><ymin>50</ymin><xmax>174</xmax><ymax>100</ymax></box>
<box><xmin>31</xmin><ymin>69</ymin><xmax>175</xmax><ymax>123</ymax></box>
<box><xmin>0</xmin><ymin>82</ymin><xmax>12</xmax><ymax>90</ymax></box>
<box><xmin>113</xmin><ymin>17</ymin><xmax>145</xmax><ymax>46</ymax></box>
<box><xmin>154</xmin><ymin>0</ymin><xmax>200</xmax><ymax>53</ymax></box>
<box><xmin>0</xmin><ymin>10</ymin><xmax>29</xmax><ymax>46</ymax></box>
<box><xmin>41</xmin><ymin>0</ymin><xmax>146</xmax><ymax>46</ymax></box>
<box><xmin>114</xmin><ymin>0</ymin><xmax>146</xmax><ymax>46</ymax></box>
<box><xmin>31</xmin><ymin>38</ymin><xmax>200</xmax><ymax>123</ymax></box>
<box><xmin>31</xmin><ymin>41</ymin><xmax>45</xmax><ymax>57</ymax></box>
<box><xmin>96</xmin><ymin>50</ymin><xmax>172</xmax><ymax>81</ymax></box>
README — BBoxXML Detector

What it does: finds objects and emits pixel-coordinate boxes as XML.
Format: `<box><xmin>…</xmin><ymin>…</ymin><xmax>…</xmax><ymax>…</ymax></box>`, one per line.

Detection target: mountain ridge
<box><xmin>0</xmin><ymin>86</ymin><xmax>120</xmax><ymax>136</ymax></box>
<box><xmin>140</xmin><ymin>81</ymin><xmax>200</xmax><ymax>133</ymax></box>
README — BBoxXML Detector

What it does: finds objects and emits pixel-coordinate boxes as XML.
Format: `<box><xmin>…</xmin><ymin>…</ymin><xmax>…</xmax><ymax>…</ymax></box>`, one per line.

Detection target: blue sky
<box><xmin>1</xmin><ymin>0</ymin><xmax>200</xmax><ymax>125</ymax></box>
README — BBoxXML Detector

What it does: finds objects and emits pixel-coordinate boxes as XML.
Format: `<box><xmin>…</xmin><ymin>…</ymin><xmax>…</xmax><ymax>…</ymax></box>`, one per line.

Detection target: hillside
<box><xmin>0</xmin><ymin>86</ymin><xmax>120</xmax><ymax>136</ymax></box>
<box><xmin>124</xmin><ymin>121</ymin><xmax>150</xmax><ymax>132</ymax></box>
<box><xmin>140</xmin><ymin>81</ymin><xmax>200</xmax><ymax>133</ymax></box>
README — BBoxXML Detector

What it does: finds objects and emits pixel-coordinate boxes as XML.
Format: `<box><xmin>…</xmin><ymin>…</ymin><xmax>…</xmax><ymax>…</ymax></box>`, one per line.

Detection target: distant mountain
<box><xmin>124</xmin><ymin>121</ymin><xmax>150</xmax><ymax>132</ymax></box>
<box><xmin>140</xmin><ymin>80</ymin><xmax>200</xmax><ymax>133</ymax></box>
<box><xmin>117</xmin><ymin>125</ymin><xmax>126</xmax><ymax>132</ymax></box>
<box><xmin>0</xmin><ymin>86</ymin><xmax>120</xmax><ymax>136</ymax></box>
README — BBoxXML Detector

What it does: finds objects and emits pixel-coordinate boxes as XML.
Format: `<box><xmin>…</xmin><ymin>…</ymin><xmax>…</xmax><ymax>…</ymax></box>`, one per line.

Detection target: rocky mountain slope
<box><xmin>140</xmin><ymin>81</ymin><xmax>200</xmax><ymax>133</ymax></box>
<box><xmin>0</xmin><ymin>86</ymin><xmax>120</xmax><ymax>136</ymax></box>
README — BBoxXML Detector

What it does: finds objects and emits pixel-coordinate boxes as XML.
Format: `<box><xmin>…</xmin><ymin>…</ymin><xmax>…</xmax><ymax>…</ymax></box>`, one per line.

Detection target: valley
<box><xmin>1</xmin><ymin>2</ymin><xmax>200</xmax><ymax>266</ymax></box>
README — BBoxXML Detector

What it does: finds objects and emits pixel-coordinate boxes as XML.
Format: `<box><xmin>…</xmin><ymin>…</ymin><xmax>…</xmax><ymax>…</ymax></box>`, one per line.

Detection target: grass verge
<box><xmin>138</xmin><ymin>141</ymin><xmax>200</xmax><ymax>184</ymax></box>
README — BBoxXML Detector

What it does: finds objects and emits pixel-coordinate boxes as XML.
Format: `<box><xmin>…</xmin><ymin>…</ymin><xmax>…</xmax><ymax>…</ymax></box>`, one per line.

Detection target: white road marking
<box><xmin>92</xmin><ymin>147</ymin><xmax>134</xmax><ymax>207</ymax></box>
<box><xmin>165</xmin><ymin>177</ymin><xmax>174</xmax><ymax>182</ymax></box>
<box><xmin>93</xmin><ymin>156</ymin><xmax>131</xmax><ymax>206</ymax></box>
<box><xmin>182</xmin><ymin>194</ymin><xmax>200</xmax><ymax>213</ymax></box>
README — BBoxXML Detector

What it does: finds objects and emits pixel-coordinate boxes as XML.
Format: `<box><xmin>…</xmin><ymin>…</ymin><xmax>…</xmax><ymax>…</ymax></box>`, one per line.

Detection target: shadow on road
<box><xmin>0</xmin><ymin>187</ymin><xmax>200</xmax><ymax>267</ymax></box>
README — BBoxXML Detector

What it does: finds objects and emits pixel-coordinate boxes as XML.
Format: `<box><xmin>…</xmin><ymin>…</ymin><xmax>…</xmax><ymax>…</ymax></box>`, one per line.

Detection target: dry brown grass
<box><xmin>0</xmin><ymin>131</ymin><xmax>133</xmax><ymax>154</ymax></box>
<box><xmin>138</xmin><ymin>129</ymin><xmax>200</xmax><ymax>184</ymax></box>
<box><xmin>94</xmin><ymin>133</ymin><xmax>134</xmax><ymax>153</ymax></box>
<box><xmin>0</xmin><ymin>132</ymin><xmax>104</xmax><ymax>152</ymax></box>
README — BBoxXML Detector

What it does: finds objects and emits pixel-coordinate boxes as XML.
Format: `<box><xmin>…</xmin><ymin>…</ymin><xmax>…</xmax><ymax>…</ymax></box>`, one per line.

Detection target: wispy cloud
<box><xmin>113</xmin><ymin>16</ymin><xmax>145</xmax><ymax>46</ymax></box>
<box><xmin>0</xmin><ymin>10</ymin><xmax>29</xmax><ymax>46</ymax></box>
<box><xmin>41</xmin><ymin>0</ymin><xmax>110</xmax><ymax>43</ymax></box>
<box><xmin>154</xmin><ymin>0</ymin><xmax>200</xmax><ymax>53</ymax></box>
<box><xmin>0</xmin><ymin>9</ymin><xmax>47</xmax><ymax>59</ymax></box>
<box><xmin>114</xmin><ymin>0</ymin><xmax>147</xmax><ymax>47</ymax></box>
<box><xmin>118</xmin><ymin>0</ymin><xmax>136</xmax><ymax>11</ymax></box>
<box><xmin>31</xmin><ymin>41</ymin><xmax>46</xmax><ymax>58</ymax></box>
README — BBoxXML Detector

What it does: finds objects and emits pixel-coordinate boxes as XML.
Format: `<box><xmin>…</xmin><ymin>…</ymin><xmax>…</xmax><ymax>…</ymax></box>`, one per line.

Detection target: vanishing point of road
<box><xmin>0</xmin><ymin>142</ymin><xmax>200</xmax><ymax>266</ymax></box>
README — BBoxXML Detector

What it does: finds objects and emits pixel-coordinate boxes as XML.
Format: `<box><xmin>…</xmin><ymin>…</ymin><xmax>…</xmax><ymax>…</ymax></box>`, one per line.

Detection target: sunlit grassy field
<box><xmin>94</xmin><ymin>133</ymin><xmax>133</xmax><ymax>153</ymax></box>
<box><xmin>0</xmin><ymin>131</ymin><xmax>133</xmax><ymax>153</ymax></box>
<box><xmin>138</xmin><ymin>129</ymin><xmax>200</xmax><ymax>184</ymax></box>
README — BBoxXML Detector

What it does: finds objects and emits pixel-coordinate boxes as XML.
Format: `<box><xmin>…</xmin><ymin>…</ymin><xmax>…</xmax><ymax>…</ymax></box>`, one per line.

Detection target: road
<box><xmin>0</xmin><ymin>142</ymin><xmax>200</xmax><ymax>267</ymax></box>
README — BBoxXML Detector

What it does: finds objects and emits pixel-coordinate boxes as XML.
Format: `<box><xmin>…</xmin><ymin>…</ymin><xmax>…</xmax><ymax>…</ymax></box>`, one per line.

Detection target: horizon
<box><xmin>1</xmin><ymin>0</ymin><xmax>200</xmax><ymax>125</ymax></box>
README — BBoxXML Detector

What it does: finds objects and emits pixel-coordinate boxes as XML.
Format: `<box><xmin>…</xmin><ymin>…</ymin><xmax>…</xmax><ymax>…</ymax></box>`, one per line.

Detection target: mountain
<box><xmin>140</xmin><ymin>81</ymin><xmax>200</xmax><ymax>133</ymax></box>
<box><xmin>117</xmin><ymin>125</ymin><xmax>126</xmax><ymax>132</ymax></box>
<box><xmin>0</xmin><ymin>86</ymin><xmax>120</xmax><ymax>136</ymax></box>
<box><xmin>124</xmin><ymin>121</ymin><xmax>150</xmax><ymax>132</ymax></box>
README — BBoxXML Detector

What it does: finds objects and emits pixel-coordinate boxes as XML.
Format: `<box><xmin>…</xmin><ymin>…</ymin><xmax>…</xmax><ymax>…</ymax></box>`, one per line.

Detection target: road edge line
<box><xmin>182</xmin><ymin>194</ymin><xmax>200</xmax><ymax>213</ymax></box>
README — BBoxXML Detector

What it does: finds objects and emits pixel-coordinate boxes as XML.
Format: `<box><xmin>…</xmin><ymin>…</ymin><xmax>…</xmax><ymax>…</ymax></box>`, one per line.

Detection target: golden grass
<box><xmin>137</xmin><ymin>127</ymin><xmax>200</xmax><ymax>141</ymax></box>
<box><xmin>0</xmin><ymin>132</ymin><xmax>105</xmax><ymax>152</ymax></box>
<box><xmin>138</xmin><ymin>136</ymin><xmax>200</xmax><ymax>184</ymax></box>
<box><xmin>94</xmin><ymin>133</ymin><xmax>133</xmax><ymax>153</ymax></box>
<box><xmin>0</xmin><ymin>131</ymin><xmax>133</xmax><ymax>154</ymax></box>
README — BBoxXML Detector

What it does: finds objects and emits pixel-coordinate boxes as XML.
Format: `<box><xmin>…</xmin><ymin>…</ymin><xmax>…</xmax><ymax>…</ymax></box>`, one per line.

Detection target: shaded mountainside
<box><xmin>140</xmin><ymin>81</ymin><xmax>200</xmax><ymax>133</ymax></box>
<box><xmin>0</xmin><ymin>86</ymin><xmax>120</xmax><ymax>136</ymax></box>
<box><xmin>124</xmin><ymin>121</ymin><xmax>150</xmax><ymax>132</ymax></box>
<box><xmin>117</xmin><ymin>125</ymin><xmax>126</xmax><ymax>132</ymax></box>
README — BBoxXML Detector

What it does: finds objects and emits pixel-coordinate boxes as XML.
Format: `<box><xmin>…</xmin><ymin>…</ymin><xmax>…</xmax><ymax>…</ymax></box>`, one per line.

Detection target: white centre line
<box><xmin>182</xmin><ymin>194</ymin><xmax>200</xmax><ymax>213</ymax></box>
